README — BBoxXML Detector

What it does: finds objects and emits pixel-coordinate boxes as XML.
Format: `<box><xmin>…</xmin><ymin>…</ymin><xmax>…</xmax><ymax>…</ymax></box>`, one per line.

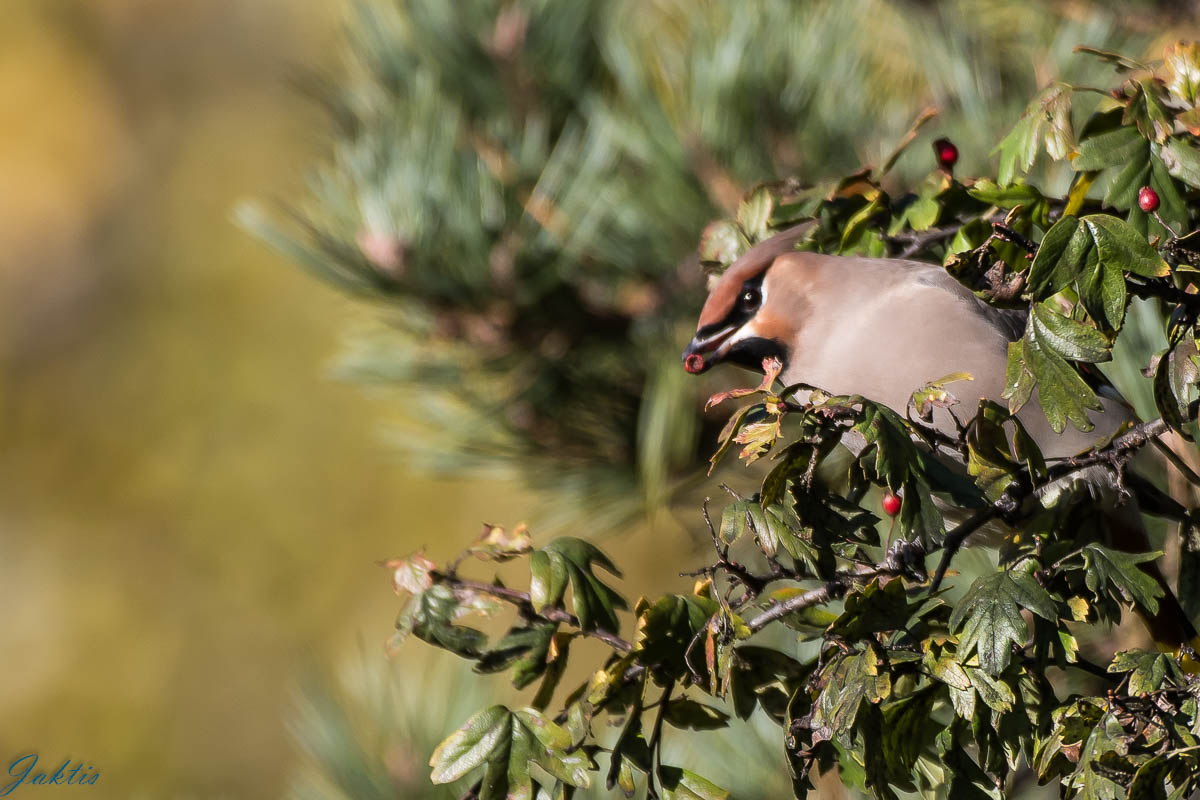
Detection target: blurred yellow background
<box><xmin>0</xmin><ymin>1</ymin><xmax>608</xmax><ymax>796</ymax></box>
<box><xmin>6</xmin><ymin>1</ymin><xmax>1198</xmax><ymax>798</ymax></box>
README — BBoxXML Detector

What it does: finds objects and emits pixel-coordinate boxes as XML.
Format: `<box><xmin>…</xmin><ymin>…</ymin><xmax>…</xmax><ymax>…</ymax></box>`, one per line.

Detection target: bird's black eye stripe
<box><xmin>695</xmin><ymin>275</ymin><xmax>765</xmax><ymax>339</ymax></box>
<box><xmin>740</xmin><ymin>286</ymin><xmax>762</xmax><ymax>311</ymax></box>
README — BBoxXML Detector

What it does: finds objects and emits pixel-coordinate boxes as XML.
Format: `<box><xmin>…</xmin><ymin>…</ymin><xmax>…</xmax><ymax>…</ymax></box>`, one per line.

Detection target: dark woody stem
<box><xmin>433</xmin><ymin>570</ymin><xmax>634</xmax><ymax>653</ymax></box>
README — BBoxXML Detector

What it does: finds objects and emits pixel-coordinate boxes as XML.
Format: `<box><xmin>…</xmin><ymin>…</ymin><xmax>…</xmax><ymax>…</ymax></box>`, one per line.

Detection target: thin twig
<box><xmin>745</xmin><ymin>581</ymin><xmax>848</xmax><ymax>632</ymax></box>
<box><xmin>647</xmin><ymin>681</ymin><xmax>674</xmax><ymax>800</ymax></box>
<box><xmin>928</xmin><ymin>507</ymin><xmax>1003</xmax><ymax>592</ymax></box>
<box><xmin>1152</xmin><ymin>437</ymin><xmax>1200</xmax><ymax>487</ymax></box>
<box><xmin>991</xmin><ymin>223</ymin><xmax>1038</xmax><ymax>254</ymax></box>
<box><xmin>1048</xmin><ymin>417</ymin><xmax>1171</xmax><ymax>477</ymax></box>
<box><xmin>434</xmin><ymin>571</ymin><xmax>634</xmax><ymax>654</ymax></box>
<box><xmin>894</xmin><ymin>224</ymin><xmax>962</xmax><ymax>258</ymax></box>
<box><xmin>745</xmin><ymin>541</ymin><xmax>925</xmax><ymax>631</ymax></box>
<box><xmin>1129</xmin><ymin>280</ymin><xmax>1200</xmax><ymax>312</ymax></box>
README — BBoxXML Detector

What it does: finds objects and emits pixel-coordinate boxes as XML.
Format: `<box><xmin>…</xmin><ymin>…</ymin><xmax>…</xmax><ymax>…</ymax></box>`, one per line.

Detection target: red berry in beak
<box><xmin>933</xmin><ymin>138</ymin><xmax>958</xmax><ymax>172</ymax></box>
<box><xmin>684</xmin><ymin>353</ymin><xmax>706</xmax><ymax>374</ymax></box>
<box><xmin>881</xmin><ymin>492</ymin><xmax>901</xmax><ymax>517</ymax></box>
<box><xmin>1138</xmin><ymin>185</ymin><xmax>1160</xmax><ymax>213</ymax></box>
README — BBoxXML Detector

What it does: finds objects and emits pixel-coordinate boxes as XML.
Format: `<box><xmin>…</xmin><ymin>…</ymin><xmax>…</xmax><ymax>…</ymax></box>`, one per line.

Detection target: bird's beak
<box><xmin>682</xmin><ymin>326</ymin><xmax>736</xmax><ymax>374</ymax></box>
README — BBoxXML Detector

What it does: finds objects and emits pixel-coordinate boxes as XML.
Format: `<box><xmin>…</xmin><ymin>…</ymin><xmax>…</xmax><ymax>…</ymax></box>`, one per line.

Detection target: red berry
<box><xmin>1138</xmin><ymin>185</ymin><xmax>1160</xmax><ymax>213</ymax></box>
<box><xmin>933</xmin><ymin>138</ymin><xmax>958</xmax><ymax>171</ymax></box>
<box><xmin>881</xmin><ymin>492</ymin><xmax>901</xmax><ymax>517</ymax></box>
<box><xmin>683</xmin><ymin>353</ymin><xmax>706</xmax><ymax>374</ymax></box>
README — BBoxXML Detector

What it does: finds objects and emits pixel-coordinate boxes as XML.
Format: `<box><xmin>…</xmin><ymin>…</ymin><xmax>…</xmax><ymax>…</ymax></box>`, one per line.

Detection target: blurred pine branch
<box><xmin>244</xmin><ymin>0</ymin><xmax>1168</xmax><ymax>531</ymax></box>
<box><xmin>287</xmin><ymin>647</ymin><xmax>799</xmax><ymax>799</ymax></box>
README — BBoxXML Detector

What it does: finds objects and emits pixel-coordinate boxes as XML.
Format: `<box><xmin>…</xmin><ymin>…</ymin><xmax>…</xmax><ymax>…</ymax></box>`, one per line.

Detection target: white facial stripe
<box><xmin>718</xmin><ymin>321</ymin><xmax>760</xmax><ymax>354</ymax></box>
<box><xmin>694</xmin><ymin>324</ymin><xmax>738</xmax><ymax>350</ymax></box>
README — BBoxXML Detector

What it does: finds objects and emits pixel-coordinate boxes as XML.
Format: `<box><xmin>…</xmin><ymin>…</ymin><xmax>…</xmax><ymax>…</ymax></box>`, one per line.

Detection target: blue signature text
<box><xmin>2</xmin><ymin>755</ymin><xmax>99</xmax><ymax>796</ymax></box>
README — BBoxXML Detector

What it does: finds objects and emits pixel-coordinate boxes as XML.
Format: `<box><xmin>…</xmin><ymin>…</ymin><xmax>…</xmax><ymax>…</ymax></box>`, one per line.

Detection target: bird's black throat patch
<box><xmin>724</xmin><ymin>336</ymin><xmax>788</xmax><ymax>373</ymax></box>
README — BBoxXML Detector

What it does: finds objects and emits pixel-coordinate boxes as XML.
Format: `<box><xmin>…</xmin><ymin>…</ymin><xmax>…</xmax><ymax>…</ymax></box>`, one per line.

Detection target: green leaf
<box><xmin>737</xmin><ymin>186</ymin><xmax>774</xmax><ymax>243</ymax></box>
<box><xmin>1071</xmin><ymin>128</ymin><xmax>1187</xmax><ymax>238</ymax></box>
<box><xmin>1030</xmin><ymin>303</ymin><xmax>1111</xmax><ymax>363</ymax></box>
<box><xmin>924</xmin><ymin>644</ymin><xmax>971</xmax><ymax>691</ymax></box>
<box><xmin>1137</xmin><ymin>152</ymin><xmax>1190</xmax><ymax>238</ymax></box>
<box><xmin>1126</xmin><ymin>79</ymin><xmax>1172</xmax><ymax>142</ymax></box>
<box><xmin>910</xmin><ymin>371</ymin><xmax>975</xmax><ymax>422</ymax></box>
<box><xmin>966</xmin><ymin>400</ymin><xmax>1048</xmax><ymax>502</ymax></box>
<box><xmin>1109</xmin><ymin>649</ymin><xmax>1184</xmax><ymax>695</ymax></box>
<box><xmin>879</xmin><ymin>689</ymin><xmax>938</xmax><ymax>787</ymax></box>
<box><xmin>848</xmin><ymin>399</ymin><xmax>945</xmax><ymax>542</ymax></box>
<box><xmin>475</xmin><ymin>622</ymin><xmax>557</xmax><ymax>689</ymax></box>
<box><xmin>635</xmin><ymin>594</ymin><xmax>719</xmax><ymax>680</ymax></box>
<box><xmin>1076</xmin><ymin>46</ymin><xmax>1149</xmax><ymax>72</ymax></box>
<box><xmin>530</xmin><ymin>550</ymin><xmax>569</xmax><ymax>614</ymax></box>
<box><xmin>717</xmin><ymin>499</ymin><xmax>750</xmax><ymax>546</ymax></box>
<box><xmin>811</xmin><ymin>644</ymin><xmax>891</xmax><ymax>743</ymax></box>
<box><xmin>995</xmin><ymin>83</ymin><xmax>1073</xmax><ymax>183</ymax></box>
<box><xmin>1028</xmin><ymin>214</ymin><xmax>1166</xmax><ymax>331</ymax></box>
<box><xmin>968</xmin><ymin>180</ymin><xmax>1051</xmax><ymax>227</ymax></box>
<box><xmin>430</xmin><ymin>706</ymin><xmax>590</xmax><ymax>800</ymax></box>
<box><xmin>1087</xmin><ymin>214</ymin><xmax>1169</xmax><ymax>279</ymax></box>
<box><xmin>965</xmin><ymin>667</ymin><xmax>1016</xmax><ymax>714</ymax></box>
<box><xmin>827</xmin><ymin>578</ymin><xmax>912</xmax><ymax>641</ymax></box>
<box><xmin>659</xmin><ymin>766</ymin><xmax>730</xmax><ymax>800</ymax></box>
<box><xmin>1160</xmin><ymin>138</ymin><xmax>1200</xmax><ymax>189</ymax></box>
<box><xmin>1073</xmin><ymin>126</ymin><xmax>1145</xmax><ymax>171</ymax></box>
<box><xmin>400</xmin><ymin>583</ymin><xmax>490</xmax><ymax>657</ymax></box>
<box><xmin>949</xmin><ymin>564</ymin><xmax>1056</xmax><ymax>675</ymax></box>
<box><xmin>708</xmin><ymin>403</ymin><xmax>758</xmax><ymax>474</ymax></box>
<box><xmin>1027</xmin><ymin>215</ymin><xmax>1089</xmax><ymax>298</ymax></box>
<box><xmin>429</xmin><ymin>705</ymin><xmax>511</xmax><ymax>785</ymax></box>
<box><xmin>1154</xmin><ymin>337</ymin><xmax>1200</xmax><ymax>440</ymax></box>
<box><xmin>728</xmin><ymin>645</ymin><xmax>807</xmax><ymax>720</ymax></box>
<box><xmin>1004</xmin><ymin>334</ymin><xmax>1102</xmax><ymax>433</ymax></box>
<box><xmin>1165</xmin><ymin>41</ymin><xmax>1200</xmax><ymax>104</ymax></box>
<box><xmin>1073</xmin><ymin>711</ymin><xmax>1127</xmax><ymax>800</ymax></box>
<box><xmin>698</xmin><ymin>220</ymin><xmax>748</xmax><ymax>267</ymax></box>
<box><xmin>1082</xmin><ymin>543</ymin><xmax>1165</xmax><ymax>615</ymax></box>
<box><xmin>938</xmin><ymin>725</ymin><xmax>1001</xmax><ymax>800</ymax></box>
<box><xmin>532</xmin><ymin>538</ymin><xmax>627</xmax><ymax>633</ymax></box>
<box><xmin>890</xmin><ymin>171</ymin><xmax>949</xmax><ymax>233</ymax></box>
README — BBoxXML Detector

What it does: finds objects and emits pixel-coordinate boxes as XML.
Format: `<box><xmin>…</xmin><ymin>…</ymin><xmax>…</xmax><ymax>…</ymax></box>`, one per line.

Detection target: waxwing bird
<box><xmin>683</xmin><ymin>226</ymin><xmax>1196</xmax><ymax>646</ymax></box>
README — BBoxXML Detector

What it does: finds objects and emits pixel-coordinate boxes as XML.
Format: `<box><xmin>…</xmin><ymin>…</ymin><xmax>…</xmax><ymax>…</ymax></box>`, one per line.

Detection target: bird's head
<box><xmin>682</xmin><ymin>226</ymin><xmax>811</xmax><ymax>376</ymax></box>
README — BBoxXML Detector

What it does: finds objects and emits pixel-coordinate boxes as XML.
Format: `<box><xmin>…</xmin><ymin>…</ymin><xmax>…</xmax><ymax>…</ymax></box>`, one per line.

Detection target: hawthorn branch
<box><xmin>1128</xmin><ymin>279</ymin><xmax>1200</xmax><ymax>312</ymax></box>
<box><xmin>928</xmin><ymin>506</ymin><xmax>1004</xmax><ymax>592</ymax></box>
<box><xmin>930</xmin><ymin>416</ymin><xmax>1181</xmax><ymax>590</ymax></box>
<box><xmin>990</xmin><ymin>223</ymin><xmax>1038</xmax><ymax>254</ymax></box>
<box><xmin>744</xmin><ymin>413</ymin><xmax>1185</xmax><ymax>628</ymax></box>
<box><xmin>745</xmin><ymin>582</ymin><xmax>844</xmax><ymax>632</ymax></box>
<box><xmin>1047</xmin><ymin>415</ymin><xmax>1173</xmax><ymax>478</ymax></box>
<box><xmin>893</xmin><ymin>224</ymin><xmax>962</xmax><ymax>258</ymax></box>
<box><xmin>433</xmin><ymin>571</ymin><xmax>634</xmax><ymax>654</ymax></box>
<box><xmin>745</xmin><ymin>540</ymin><xmax>926</xmax><ymax>632</ymax></box>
